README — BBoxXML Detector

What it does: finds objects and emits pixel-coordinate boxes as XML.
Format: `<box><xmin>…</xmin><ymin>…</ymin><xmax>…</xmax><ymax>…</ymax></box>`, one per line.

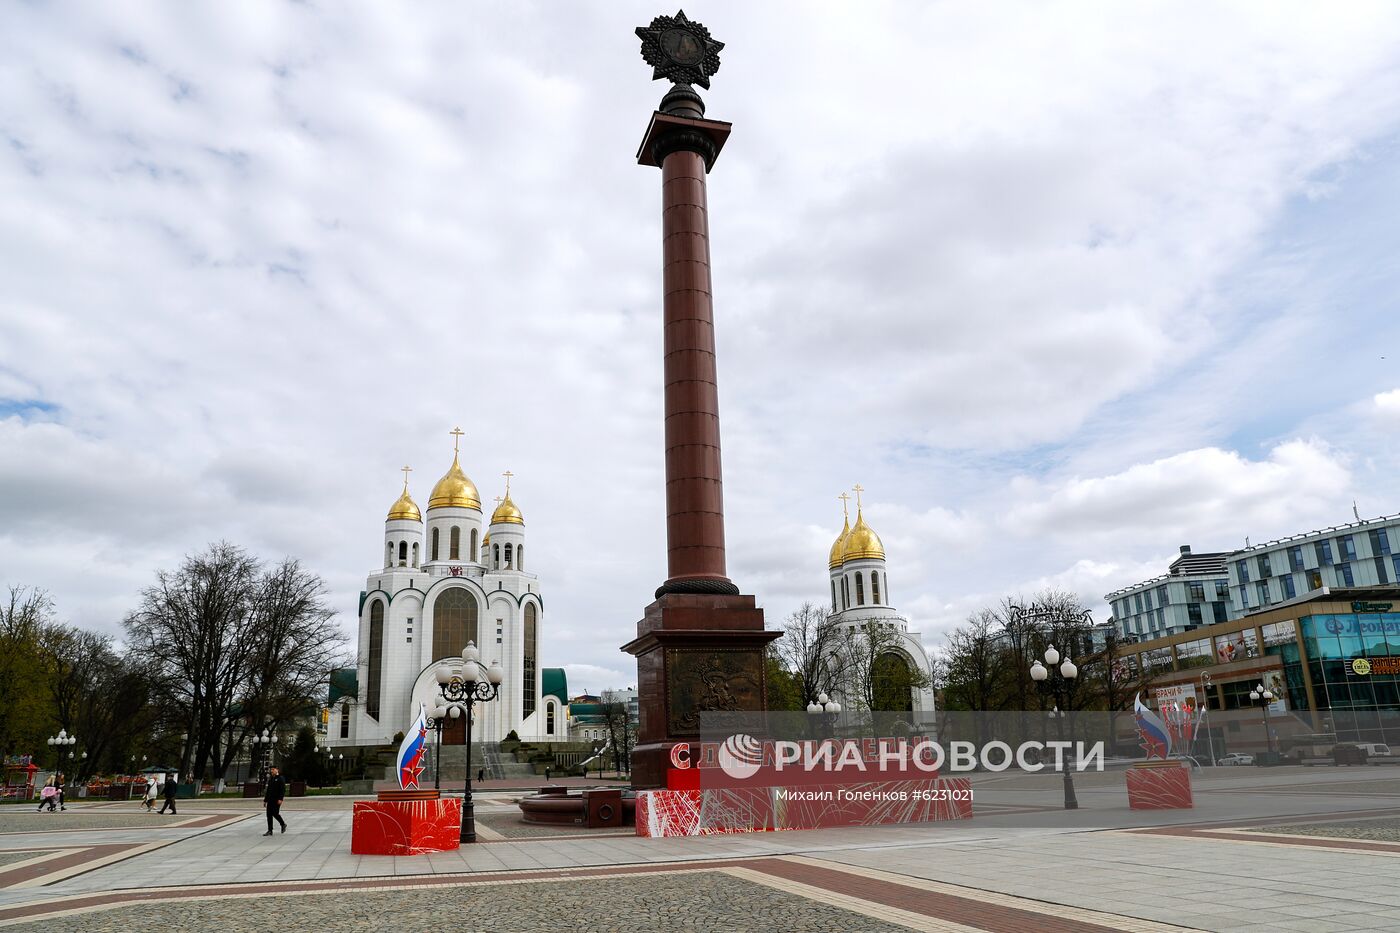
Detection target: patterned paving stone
<box><xmin>474</xmin><ymin>812</ymin><xmax>630</xmax><ymax>839</ymax></box>
<box><xmin>1258</xmin><ymin>815</ymin><xmax>1400</xmax><ymax>841</ymax></box>
<box><xmin>0</xmin><ymin>811</ymin><xmax>186</xmax><ymax>833</ymax></box>
<box><xmin>6</xmin><ymin>872</ymin><xmax>908</xmax><ymax>933</ymax></box>
<box><xmin>0</xmin><ymin>853</ymin><xmax>38</xmax><ymax>869</ymax></box>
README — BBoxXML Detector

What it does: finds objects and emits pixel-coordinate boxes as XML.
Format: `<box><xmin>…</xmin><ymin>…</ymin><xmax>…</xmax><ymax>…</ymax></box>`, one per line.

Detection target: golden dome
<box><xmin>828</xmin><ymin>515</ymin><xmax>850</xmax><ymax>569</ymax></box>
<box><xmin>841</xmin><ymin>510</ymin><xmax>885</xmax><ymax>562</ymax></box>
<box><xmin>428</xmin><ymin>453</ymin><xmax>482</xmax><ymax>510</ymax></box>
<box><xmin>491</xmin><ymin>494</ymin><xmax>524</xmax><ymax>526</ymax></box>
<box><xmin>386</xmin><ymin>486</ymin><xmax>421</xmax><ymax>522</ymax></box>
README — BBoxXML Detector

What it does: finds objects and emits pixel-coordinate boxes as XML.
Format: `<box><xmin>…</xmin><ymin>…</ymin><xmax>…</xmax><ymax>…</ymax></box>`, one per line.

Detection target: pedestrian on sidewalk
<box><xmin>142</xmin><ymin>774</ymin><xmax>159</xmax><ymax>811</ymax></box>
<box><xmin>37</xmin><ymin>776</ymin><xmax>57</xmax><ymax>812</ymax></box>
<box><xmin>262</xmin><ymin>766</ymin><xmax>287</xmax><ymax>836</ymax></box>
<box><xmin>158</xmin><ymin>773</ymin><xmax>178</xmax><ymax>814</ymax></box>
<box><xmin>54</xmin><ymin>772</ymin><xmax>66</xmax><ymax>811</ymax></box>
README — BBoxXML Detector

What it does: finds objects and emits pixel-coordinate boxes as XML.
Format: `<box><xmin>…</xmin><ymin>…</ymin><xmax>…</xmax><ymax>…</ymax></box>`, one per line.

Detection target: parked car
<box><xmin>1217</xmin><ymin>753</ymin><xmax>1254</xmax><ymax>766</ymax></box>
<box><xmin>1354</xmin><ymin>743</ymin><xmax>1391</xmax><ymax>757</ymax></box>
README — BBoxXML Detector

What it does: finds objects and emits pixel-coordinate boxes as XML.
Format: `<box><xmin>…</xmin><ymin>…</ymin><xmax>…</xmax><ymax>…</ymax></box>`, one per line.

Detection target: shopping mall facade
<box><xmin>1114</xmin><ymin>587</ymin><xmax>1400</xmax><ymax>756</ymax></box>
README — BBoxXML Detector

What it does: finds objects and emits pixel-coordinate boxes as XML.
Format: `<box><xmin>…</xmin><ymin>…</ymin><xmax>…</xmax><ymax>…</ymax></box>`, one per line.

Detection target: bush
<box><xmin>505</xmin><ymin>730</ymin><xmax>519</xmax><ymax>742</ymax></box>
<box><xmin>392</xmin><ymin>731</ymin><xmax>404</xmax><ymax>745</ymax></box>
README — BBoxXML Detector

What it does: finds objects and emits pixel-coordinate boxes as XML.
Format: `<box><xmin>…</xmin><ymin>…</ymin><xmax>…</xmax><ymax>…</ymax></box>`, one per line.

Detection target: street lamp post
<box><xmin>251</xmin><ymin>729</ymin><xmax>277</xmax><ymax>784</ymax></box>
<box><xmin>1030</xmin><ymin>645</ymin><xmax>1080</xmax><ymax>810</ymax></box>
<box><xmin>805</xmin><ymin>693</ymin><xmax>842</xmax><ymax>740</ymax></box>
<box><xmin>435</xmin><ymin>641</ymin><xmax>503</xmax><ymax>843</ymax></box>
<box><xmin>423</xmin><ymin>705</ymin><xmax>458</xmax><ymax>792</ymax></box>
<box><xmin>45</xmin><ymin>730</ymin><xmax>76</xmax><ymax>772</ymax></box>
<box><xmin>1248</xmin><ymin>683</ymin><xmax>1277</xmax><ymax>758</ymax></box>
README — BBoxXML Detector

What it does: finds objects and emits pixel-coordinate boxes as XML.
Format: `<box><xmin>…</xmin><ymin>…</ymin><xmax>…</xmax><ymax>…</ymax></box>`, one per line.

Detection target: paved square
<box><xmin>3</xmin><ymin>767</ymin><xmax>1400</xmax><ymax>931</ymax></box>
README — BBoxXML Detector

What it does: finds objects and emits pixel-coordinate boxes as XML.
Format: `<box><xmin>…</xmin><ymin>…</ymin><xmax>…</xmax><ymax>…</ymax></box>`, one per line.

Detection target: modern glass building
<box><xmin>1110</xmin><ymin>587</ymin><xmax>1400</xmax><ymax>752</ymax></box>
<box><xmin>1106</xmin><ymin>514</ymin><xmax>1400</xmax><ymax>641</ymax></box>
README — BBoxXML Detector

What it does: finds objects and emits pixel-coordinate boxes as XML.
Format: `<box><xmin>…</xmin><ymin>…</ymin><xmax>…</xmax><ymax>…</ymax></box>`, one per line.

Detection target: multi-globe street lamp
<box><xmin>423</xmin><ymin>704</ymin><xmax>465</xmax><ymax>792</ymax></box>
<box><xmin>251</xmin><ymin>729</ymin><xmax>278</xmax><ymax>784</ymax></box>
<box><xmin>434</xmin><ymin>641</ymin><xmax>503</xmax><ymax>843</ymax></box>
<box><xmin>46</xmin><ymin>730</ymin><xmax>76</xmax><ymax>772</ymax></box>
<box><xmin>1029</xmin><ymin>644</ymin><xmax>1080</xmax><ymax>810</ymax></box>
<box><xmin>805</xmin><ymin>693</ymin><xmax>841</xmax><ymax>739</ymax></box>
<box><xmin>1248</xmin><ymin>683</ymin><xmax>1277</xmax><ymax>757</ymax></box>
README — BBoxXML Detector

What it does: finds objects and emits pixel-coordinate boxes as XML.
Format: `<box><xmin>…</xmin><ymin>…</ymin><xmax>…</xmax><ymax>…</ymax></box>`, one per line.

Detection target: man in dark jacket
<box><xmin>158</xmin><ymin>773</ymin><xmax>178</xmax><ymax>814</ymax></box>
<box><xmin>262</xmin><ymin>766</ymin><xmax>287</xmax><ymax>836</ymax></box>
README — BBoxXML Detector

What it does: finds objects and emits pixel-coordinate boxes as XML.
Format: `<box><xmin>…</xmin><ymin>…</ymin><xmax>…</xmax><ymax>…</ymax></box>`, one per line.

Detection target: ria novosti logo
<box><xmin>717</xmin><ymin>733</ymin><xmax>764</xmax><ymax>780</ymax></box>
<box><xmin>680</xmin><ymin>734</ymin><xmax>1107</xmax><ymax>786</ymax></box>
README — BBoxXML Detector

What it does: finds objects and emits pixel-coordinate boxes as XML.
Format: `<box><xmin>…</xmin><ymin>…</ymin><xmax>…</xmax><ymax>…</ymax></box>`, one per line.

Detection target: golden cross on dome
<box><xmin>852</xmin><ymin>483</ymin><xmax>865</xmax><ymax>511</ymax></box>
<box><xmin>838</xmin><ymin>491</ymin><xmax>850</xmax><ymax>519</ymax></box>
<box><xmin>400</xmin><ymin>465</ymin><xmax>412</xmax><ymax>489</ymax></box>
<box><xmin>449</xmin><ymin>426</ymin><xmax>464</xmax><ymax>453</ymax></box>
<box><xmin>494</xmin><ymin>495</ymin><xmax>504</xmax><ymax>507</ymax></box>
<box><xmin>502</xmin><ymin>470</ymin><xmax>514</xmax><ymax>496</ymax></box>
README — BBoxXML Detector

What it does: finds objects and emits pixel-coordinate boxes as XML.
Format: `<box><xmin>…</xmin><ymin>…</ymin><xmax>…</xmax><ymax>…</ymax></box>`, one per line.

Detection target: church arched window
<box><xmin>546</xmin><ymin>702</ymin><xmax>555</xmax><ymax>735</ymax></box>
<box><xmin>505</xmin><ymin>542</ymin><xmax>513</xmax><ymax>568</ymax></box>
<box><xmin>412</xmin><ymin>542</ymin><xmax>419</xmax><ymax>568</ymax></box>
<box><xmin>494</xmin><ymin>544</ymin><xmax>500</xmax><ymax>568</ymax></box>
<box><xmin>841</xmin><ymin>577</ymin><xmax>849</xmax><ymax>610</ymax></box>
<box><xmin>385</xmin><ymin>542</ymin><xmax>394</xmax><ymax>569</ymax></box>
<box><xmin>831</xmin><ymin>579</ymin><xmax>837</xmax><ymax>612</ymax></box>
<box><xmin>523</xmin><ymin>603</ymin><xmax>538</xmax><ymax>716</ymax></box>
<box><xmin>872</xmin><ymin>572</ymin><xmax>880</xmax><ymax>605</ymax></box>
<box><xmin>431</xmin><ymin>527</ymin><xmax>439</xmax><ymax>561</ymax></box>
<box><xmin>398</xmin><ymin>541</ymin><xmax>408</xmax><ymax>566</ymax></box>
<box><xmin>855</xmin><ymin>572</ymin><xmax>865</xmax><ymax>606</ymax></box>
<box><xmin>340</xmin><ymin>702</ymin><xmax>350</xmax><ymax>739</ymax></box>
<box><xmin>470</xmin><ymin>529</ymin><xmax>478</xmax><ymax>562</ymax></box>
<box><xmin>433</xmin><ymin>588</ymin><xmax>478</xmax><ymax>660</ymax></box>
<box><xmin>449</xmin><ymin>526</ymin><xmax>461</xmax><ymax>561</ymax></box>
<box><xmin>367</xmin><ymin>600</ymin><xmax>384</xmax><ymax>720</ymax></box>
<box><xmin>517</xmin><ymin>545</ymin><xmax>524</xmax><ymax>570</ymax></box>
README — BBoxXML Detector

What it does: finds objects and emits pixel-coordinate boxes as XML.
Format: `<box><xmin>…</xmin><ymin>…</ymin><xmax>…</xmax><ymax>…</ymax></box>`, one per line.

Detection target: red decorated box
<box><xmin>1126</xmin><ymin>760</ymin><xmax>1193</xmax><ymax>810</ymax></box>
<box><xmin>351</xmin><ymin>795</ymin><xmax>462</xmax><ymax>855</ymax></box>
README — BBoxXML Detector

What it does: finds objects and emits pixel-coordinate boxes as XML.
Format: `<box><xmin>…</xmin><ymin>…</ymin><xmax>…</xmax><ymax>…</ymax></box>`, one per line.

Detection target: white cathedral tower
<box><xmin>330</xmin><ymin>428</ymin><xmax>568</xmax><ymax>749</ymax></box>
<box><xmin>827</xmin><ymin>487</ymin><xmax>937</xmax><ymax>716</ymax></box>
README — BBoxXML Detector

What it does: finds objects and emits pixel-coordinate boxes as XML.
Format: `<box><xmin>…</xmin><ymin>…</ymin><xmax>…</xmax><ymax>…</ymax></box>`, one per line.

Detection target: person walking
<box><xmin>54</xmin><ymin>772</ymin><xmax>66</xmax><ymax>811</ymax></box>
<box><xmin>36</xmin><ymin>775</ymin><xmax>57</xmax><ymax>812</ymax></box>
<box><xmin>262</xmin><ymin>766</ymin><xmax>287</xmax><ymax>836</ymax></box>
<box><xmin>142</xmin><ymin>774</ymin><xmax>159</xmax><ymax>812</ymax></box>
<box><xmin>158</xmin><ymin>773</ymin><xmax>178</xmax><ymax>814</ymax></box>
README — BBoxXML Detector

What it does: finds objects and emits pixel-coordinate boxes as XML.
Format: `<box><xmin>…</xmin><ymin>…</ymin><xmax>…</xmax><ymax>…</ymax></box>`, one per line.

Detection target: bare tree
<box><xmin>835</xmin><ymin>621</ymin><xmax>932</xmax><ymax>717</ymax></box>
<box><xmin>942</xmin><ymin>609</ymin><xmax>1013</xmax><ymax>713</ymax></box>
<box><xmin>599</xmin><ymin>690</ymin><xmax>635</xmax><ymax>776</ymax></box>
<box><xmin>123</xmin><ymin>543</ymin><xmax>347</xmax><ymax>783</ymax></box>
<box><xmin>771</xmin><ymin>602</ymin><xmax>847</xmax><ymax>705</ymax></box>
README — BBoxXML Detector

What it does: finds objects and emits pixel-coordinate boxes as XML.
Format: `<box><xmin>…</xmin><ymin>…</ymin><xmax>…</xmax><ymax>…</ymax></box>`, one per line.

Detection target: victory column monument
<box><xmin>621</xmin><ymin>11</ymin><xmax>781</xmax><ymax>790</ymax></box>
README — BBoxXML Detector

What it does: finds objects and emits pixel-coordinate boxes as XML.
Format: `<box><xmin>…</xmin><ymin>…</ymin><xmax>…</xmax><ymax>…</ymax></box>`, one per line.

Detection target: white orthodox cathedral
<box><xmin>827</xmin><ymin>490</ymin><xmax>938</xmax><ymax>716</ymax></box>
<box><xmin>328</xmin><ymin>430</ymin><xmax>568</xmax><ymax>750</ymax></box>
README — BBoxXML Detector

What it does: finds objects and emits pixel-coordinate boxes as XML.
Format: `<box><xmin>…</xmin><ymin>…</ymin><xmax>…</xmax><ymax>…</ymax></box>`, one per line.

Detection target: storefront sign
<box><xmin>1350</xmin><ymin>657</ymin><xmax>1400</xmax><ymax>676</ymax></box>
<box><xmin>1352</xmin><ymin>601</ymin><xmax>1394</xmax><ymax>613</ymax></box>
<box><xmin>1319</xmin><ymin>615</ymin><xmax>1400</xmax><ymax>636</ymax></box>
<box><xmin>1152</xmin><ymin>684</ymin><xmax>1198</xmax><ymax>710</ymax></box>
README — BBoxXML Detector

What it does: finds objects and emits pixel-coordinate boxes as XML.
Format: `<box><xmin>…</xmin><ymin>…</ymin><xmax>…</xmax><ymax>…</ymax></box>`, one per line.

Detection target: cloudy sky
<box><xmin>3</xmin><ymin>2</ymin><xmax>1399</xmax><ymax>693</ymax></box>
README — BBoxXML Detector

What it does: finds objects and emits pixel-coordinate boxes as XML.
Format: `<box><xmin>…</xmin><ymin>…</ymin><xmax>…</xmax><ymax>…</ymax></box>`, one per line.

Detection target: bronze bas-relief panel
<box><xmin>665</xmin><ymin>647</ymin><xmax>764</xmax><ymax>736</ymax></box>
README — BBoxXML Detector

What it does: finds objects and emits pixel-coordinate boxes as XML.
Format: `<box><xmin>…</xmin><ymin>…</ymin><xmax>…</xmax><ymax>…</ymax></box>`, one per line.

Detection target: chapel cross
<box><xmin>450</xmin><ymin>426</ymin><xmax>465</xmax><ymax>454</ymax></box>
<box><xmin>400</xmin><ymin>465</ymin><xmax>413</xmax><ymax>489</ymax></box>
<box><xmin>852</xmin><ymin>483</ymin><xmax>865</xmax><ymax>511</ymax></box>
<box><xmin>502</xmin><ymin>470</ymin><xmax>514</xmax><ymax>496</ymax></box>
<box><xmin>838</xmin><ymin>491</ymin><xmax>850</xmax><ymax>520</ymax></box>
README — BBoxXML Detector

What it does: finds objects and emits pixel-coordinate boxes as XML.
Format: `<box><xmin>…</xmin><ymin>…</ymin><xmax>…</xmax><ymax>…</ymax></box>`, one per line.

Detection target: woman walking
<box><xmin>36</xmin><ymin>775</ymin><xmax>57</xmax><ymax>812</ymax></box>
<box><xmin>143</xmin><ymin>774</ymin><xmax>159</xmax><ymax>812</ymax></box>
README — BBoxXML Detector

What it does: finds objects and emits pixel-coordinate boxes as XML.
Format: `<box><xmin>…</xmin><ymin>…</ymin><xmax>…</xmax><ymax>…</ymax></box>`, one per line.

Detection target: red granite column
<box><xmin>661</xmin><ymin>146</ymin><xmax>729</xmax><ymax>590</ymax></box>
<box><xmin>624</xmin><ymin>87</ymin><xmax>777</xmax><ymax>791</ymax></box>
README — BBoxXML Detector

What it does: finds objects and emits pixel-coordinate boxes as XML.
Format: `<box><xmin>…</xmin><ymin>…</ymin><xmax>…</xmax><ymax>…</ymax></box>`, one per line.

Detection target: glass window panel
<box><xmin>1177</xmin><ymin>637</ymin><xmax>1212</xmax><ymax>669</ymax></box>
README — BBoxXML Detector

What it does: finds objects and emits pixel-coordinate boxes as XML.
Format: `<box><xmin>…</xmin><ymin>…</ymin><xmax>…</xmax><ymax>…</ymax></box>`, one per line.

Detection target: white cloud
<box><xmin>1</xmin><ymin>3</ymin><xmax>1399</xmax><ymax>681</ymax></box>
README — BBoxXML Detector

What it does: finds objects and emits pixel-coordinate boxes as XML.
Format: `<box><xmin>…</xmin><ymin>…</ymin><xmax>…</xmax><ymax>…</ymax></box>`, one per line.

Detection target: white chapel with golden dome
<box><xmin>827</xmin><ymin>487</ymin><xmax>938</xmax><ymax>716</ymax></box>
<box><xmin>330</xmin><ymin>428</ymin><xmax>568</xmax><ymax>749</ymax></box>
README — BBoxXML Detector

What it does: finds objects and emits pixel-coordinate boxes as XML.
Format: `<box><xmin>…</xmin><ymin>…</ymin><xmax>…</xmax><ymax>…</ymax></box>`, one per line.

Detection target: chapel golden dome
<box><xmin>841</xmin><ymin>510</ymin><xmax>885</xmax><ymax>562</ymax></box>
<box><xmin>386</xmin><ymin>486</ymin><xmax>421</xmax><ymax>522</ymax></box>
<box><xmin>491</xmin><ymin>495</ymin><xmax>524</xmax><ymax>526</ymax></box>
<box><xmin>828</xmin><ymin>515</ymin><xmax>850</xmax><ymax>569</ymax></box>
<box><xmin>428</xmin><ymin>452</ymin><xmax>482</xmax><ymax>510</ymax></box>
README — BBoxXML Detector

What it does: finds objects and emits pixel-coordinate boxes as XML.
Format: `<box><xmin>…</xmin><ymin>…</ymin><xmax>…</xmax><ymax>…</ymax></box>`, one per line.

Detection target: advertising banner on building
<box><xmin>1152</xmin><ymin>683</ymin><xmax>1198</xmax><ymax>711</ymax></box>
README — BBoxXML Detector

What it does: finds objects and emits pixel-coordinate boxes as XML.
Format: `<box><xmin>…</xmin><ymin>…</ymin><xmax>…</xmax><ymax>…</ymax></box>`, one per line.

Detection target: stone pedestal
<box><xmin>623</xmin><ymin>593</ymin><xmax>777</xmax><ymax>789</ymax></box>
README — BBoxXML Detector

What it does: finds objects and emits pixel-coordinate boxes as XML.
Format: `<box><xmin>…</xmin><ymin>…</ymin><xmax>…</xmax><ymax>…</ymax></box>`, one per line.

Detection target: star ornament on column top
<box><xmin>636</xmin><ymin>10</ymin><xmax>724</xmax><ymax>89</ymax></box>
